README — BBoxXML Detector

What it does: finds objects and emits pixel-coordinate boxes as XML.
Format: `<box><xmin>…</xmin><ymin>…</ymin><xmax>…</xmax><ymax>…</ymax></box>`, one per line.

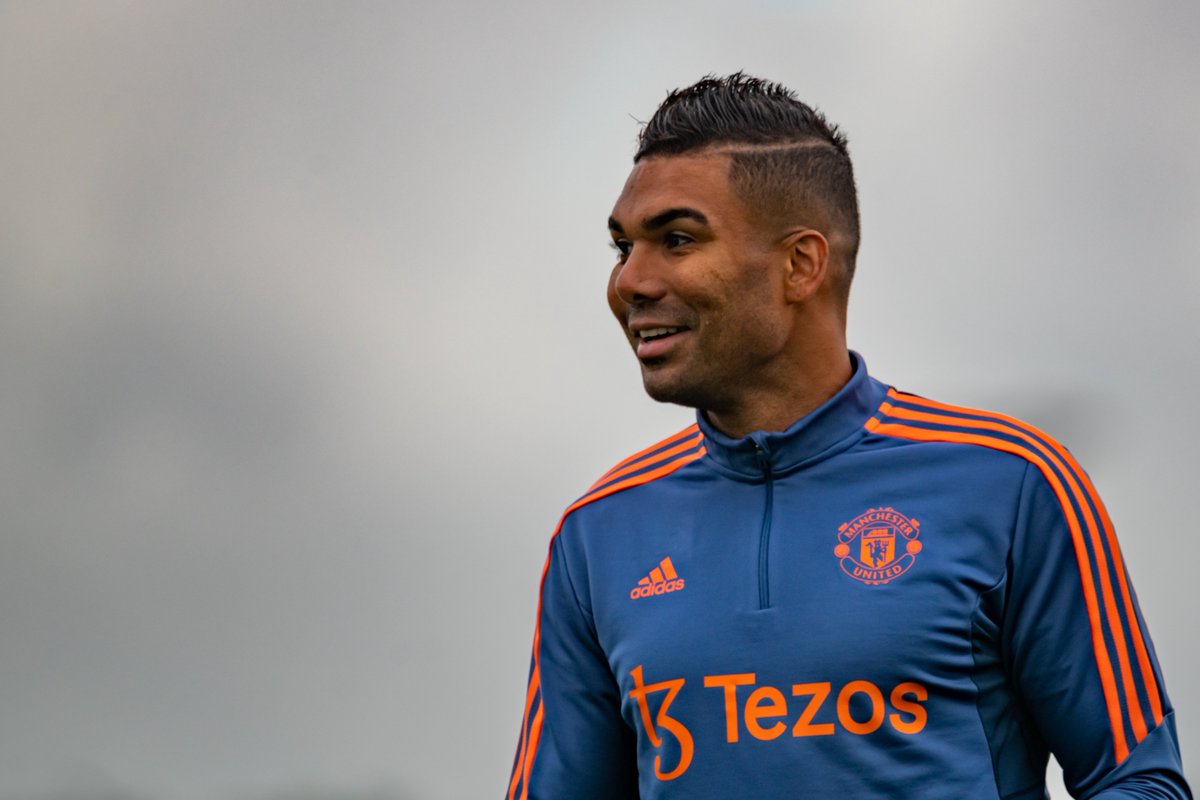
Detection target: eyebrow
<box><xmin>608</xmin><ymin>207</ymin><xmax>710</xmax><ymax>235</ymax></box>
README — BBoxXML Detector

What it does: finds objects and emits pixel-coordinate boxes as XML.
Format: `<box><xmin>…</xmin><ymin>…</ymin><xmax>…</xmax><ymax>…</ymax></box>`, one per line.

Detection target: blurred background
<box><xmin>1</xmin><ymin>2</ymin><xmax>1196</xmax><ymax>798</ymax></box>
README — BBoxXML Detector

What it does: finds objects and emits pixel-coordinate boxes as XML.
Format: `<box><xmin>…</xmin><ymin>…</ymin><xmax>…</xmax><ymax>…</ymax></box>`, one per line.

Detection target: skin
<box><xmin>606</xmin><ymin>149</ymin><xmax>852</xmax><ymax>439</ymax></box>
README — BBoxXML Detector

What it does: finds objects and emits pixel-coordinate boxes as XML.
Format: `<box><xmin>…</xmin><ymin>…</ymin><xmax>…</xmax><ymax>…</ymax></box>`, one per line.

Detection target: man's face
<box><xmin>607</xmin><ymin>152</ymin><xmax>793</xmax><ymax>414</ymax></box>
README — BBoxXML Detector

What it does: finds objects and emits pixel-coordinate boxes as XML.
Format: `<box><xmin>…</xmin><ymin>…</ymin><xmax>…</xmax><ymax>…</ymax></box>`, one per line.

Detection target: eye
<box><xmin>609</xmin><ymin>239</ymin><xmax>632</xmax><ymax>262</ymax></box>
<box><xmin>664</xmin><ymin>232</ymin><xmax>694</xmax><ymax>249</ymax></box>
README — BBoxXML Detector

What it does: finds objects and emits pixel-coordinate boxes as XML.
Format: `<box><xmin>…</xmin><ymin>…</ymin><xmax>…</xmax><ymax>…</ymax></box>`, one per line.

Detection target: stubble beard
<box><xmin>638</xmin><ymin>358</ymin><xmax>735</xmax><ymax>415</ymax></box>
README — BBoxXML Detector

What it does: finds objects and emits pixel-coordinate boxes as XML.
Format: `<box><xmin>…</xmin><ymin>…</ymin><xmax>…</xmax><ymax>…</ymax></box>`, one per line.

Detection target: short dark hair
<box><xmin>636</xmin><ymin>73</ymin><xmax>860</xmax><ymax>295</ymax></box>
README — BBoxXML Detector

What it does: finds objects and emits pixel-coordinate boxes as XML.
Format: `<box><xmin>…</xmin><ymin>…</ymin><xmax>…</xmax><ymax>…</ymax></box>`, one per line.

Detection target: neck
<box><xmin>705</xmin><ymin>340</ymin><xmax>853</xmax><ymax>439</ymax></box>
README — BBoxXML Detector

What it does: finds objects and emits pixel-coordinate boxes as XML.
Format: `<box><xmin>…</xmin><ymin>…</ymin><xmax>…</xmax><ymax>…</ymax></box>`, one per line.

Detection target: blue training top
<box><xmin>507</xmin><ymin>352</ymin><xmax>1190</xmax><ymax>800</ymax></box>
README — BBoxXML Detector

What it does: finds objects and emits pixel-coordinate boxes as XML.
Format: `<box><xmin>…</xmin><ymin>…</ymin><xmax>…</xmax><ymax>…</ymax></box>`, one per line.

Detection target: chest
<box><xmin>581</xmin><ymin>456</ymin><xmax>1019</xmax><ymax>697</ymax></box>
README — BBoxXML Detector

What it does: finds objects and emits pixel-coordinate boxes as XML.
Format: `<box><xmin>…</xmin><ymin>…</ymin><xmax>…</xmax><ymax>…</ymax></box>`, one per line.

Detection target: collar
<box><xmin>696</xmin><ymin>351</ymin><xmax>886</xmax><ymax>479</ymax></box>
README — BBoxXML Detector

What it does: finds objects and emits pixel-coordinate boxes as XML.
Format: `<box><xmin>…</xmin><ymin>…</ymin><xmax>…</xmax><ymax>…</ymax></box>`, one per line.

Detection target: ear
<box><xmin>782</xmin><ymin>229</ymin><xmax>830</xmax><ymax>303</ymax></box>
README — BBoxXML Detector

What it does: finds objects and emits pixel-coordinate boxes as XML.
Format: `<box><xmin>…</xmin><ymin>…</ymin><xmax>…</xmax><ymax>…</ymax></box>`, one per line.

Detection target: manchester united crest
<box><xmin>834</xmin><ymin>507</ymin><xmax>922</xmax><ymax>585</ymax></box>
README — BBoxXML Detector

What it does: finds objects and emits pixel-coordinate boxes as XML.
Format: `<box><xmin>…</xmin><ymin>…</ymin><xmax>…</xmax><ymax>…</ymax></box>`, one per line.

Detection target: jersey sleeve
<box><xmin>1005</xmin><ymin>461</ymin><xmax>1190</xmax><ymax>799</ymax></box>
<box><xmin>506</xmin><ymin>527</ymin><xmax>639</xmax><ymax>800</ymax></box>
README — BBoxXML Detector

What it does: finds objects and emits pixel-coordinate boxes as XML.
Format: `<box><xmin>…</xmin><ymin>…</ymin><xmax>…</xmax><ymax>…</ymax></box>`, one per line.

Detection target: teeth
<box><xmin>637</xmin><ymin>327</ymin><xmax>681</xmax><ymax>340</ymax></box>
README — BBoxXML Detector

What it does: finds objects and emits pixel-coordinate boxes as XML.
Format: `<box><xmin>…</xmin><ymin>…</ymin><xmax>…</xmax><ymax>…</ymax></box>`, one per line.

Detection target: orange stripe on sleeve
<box><xmin>573</xmin><ymin>448</ymin><xmax>707</xmax><ymax>513</ymax></box>
<box><xmin>879</xmin><ymin>400</ymin><xmax>1149</xmax><ymax>743</ymax></box>
<box><xmin>508</xmin><ymin>632</ymin><xmax>543</xmax><ymax>799</ymax></box>
<box><xmin>588</xmin><ymin>424</ymin><xmax>701</xmax><ymax>490</ymax></box>
<box><xmin>589</xmin><ymin>432</ymin><xmax>705</xmax><ymax>491</ymax></box>
<box><xmin>865</xmin><ymin>416</ymin><xmax>1130</xmax><ymax>762</ymax></box>
<box><xmin>519</xmin><ymin>703</ymin><xmax>545</xmax><ymax>800</ymax></box>
<box><xmin>511</xmin><ymin>441</ymin><xmax>706</xmax><ymax>796</ymax></box>
<box><xmin>885</xmin><ymin>390</ymin><xmax>1164</xmax><ymax>733</ymax></box>
<box><xmin>1051</xmin><ymin>442</ymin><xmax>1165</xmax><ymax>727</ymax></box>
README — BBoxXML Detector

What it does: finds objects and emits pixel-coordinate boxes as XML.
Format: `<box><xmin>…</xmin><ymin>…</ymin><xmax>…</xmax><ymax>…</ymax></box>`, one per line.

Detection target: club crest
<box><xmin>834</xmin><ymin>507</ymin><xmax>922</xmax><ymax>585</ymax></box>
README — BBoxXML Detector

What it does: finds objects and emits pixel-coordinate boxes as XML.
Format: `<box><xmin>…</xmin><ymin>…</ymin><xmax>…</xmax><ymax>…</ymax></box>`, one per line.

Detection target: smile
<box><xmin>634</xmin><ymin>326</ymin><xmax>689</xmax><ymax>360</ymax></box>
<box><xmin>637</xmin><ymin>327</ymin><xmax>684</xmax><ymax>341</ymax></box>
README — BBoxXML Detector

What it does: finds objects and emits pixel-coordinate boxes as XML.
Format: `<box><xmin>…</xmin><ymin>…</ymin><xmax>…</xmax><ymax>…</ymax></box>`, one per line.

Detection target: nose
<box><xmin>609</xmin><ymin>244</ymin><xmax>667</xmax><ymax>307</ymax></box>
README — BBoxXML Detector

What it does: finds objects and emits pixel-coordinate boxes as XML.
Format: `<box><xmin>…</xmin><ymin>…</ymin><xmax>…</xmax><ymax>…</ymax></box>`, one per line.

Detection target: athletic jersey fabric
<box><xmin>506</xmin><ymin>353</ymin><xmax>1190</xmax><ymax>799</ymax></box>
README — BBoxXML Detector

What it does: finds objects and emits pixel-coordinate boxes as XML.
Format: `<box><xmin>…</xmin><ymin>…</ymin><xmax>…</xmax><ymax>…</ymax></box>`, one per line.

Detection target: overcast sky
<box><xmin>0</xmin><ymin>2</ymin><xmax>1197</xmax><ymax>799</ymax></box>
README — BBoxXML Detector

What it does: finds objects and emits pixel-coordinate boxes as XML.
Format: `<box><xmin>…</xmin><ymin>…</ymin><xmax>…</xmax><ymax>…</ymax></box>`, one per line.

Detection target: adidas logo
<box><xmin>629</xmin><ymin>556</ymin><xmax>685</xmax><ymax>600</ymax></box>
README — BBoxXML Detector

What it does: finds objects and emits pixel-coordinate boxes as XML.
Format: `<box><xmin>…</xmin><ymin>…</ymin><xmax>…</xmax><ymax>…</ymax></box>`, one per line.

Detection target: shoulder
<box><xmin>868</xmin><ymin>386</ymin><xmax>1075</xmax><ymax>469</ymax></box>
<box><xmin>867</xmin><ymin>386</ymin><xmax>1102</xmax><ymax>511</ymax></box>
<box><xmin>559</xmin><ymin>422</ymin><xmax>706</xmax><ymax>524</ymax></box>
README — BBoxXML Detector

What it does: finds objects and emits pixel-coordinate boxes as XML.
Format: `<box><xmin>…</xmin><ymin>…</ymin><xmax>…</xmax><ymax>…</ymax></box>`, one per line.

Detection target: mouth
<box><xmin>632</xmin><ymin>325</ymin><xmax>690</xmax><ymax>359</ymax></box>
<box><xmin>637</xmin><ymin>326</ymin><xmax>685</xmax><ymax>342</ymax></box>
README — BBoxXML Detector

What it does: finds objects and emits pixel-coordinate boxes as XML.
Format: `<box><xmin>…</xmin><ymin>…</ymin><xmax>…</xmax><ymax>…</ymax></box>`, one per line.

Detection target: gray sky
<box><xmin>1</xmin><ymin>2</ymin><xmax>1197</xmax><ymax>798</ymax></box>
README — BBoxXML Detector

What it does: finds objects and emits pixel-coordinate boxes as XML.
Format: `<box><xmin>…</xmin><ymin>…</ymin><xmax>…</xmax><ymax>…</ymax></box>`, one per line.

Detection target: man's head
<box><xmin>636</xmin><ymin>73</ymin><xmax>860</xmax><ymax>298</ymax></box>
<box><xmin>606</xmin><ymin>74</ymin><xmax>859</xmax><ymax>433</ymax></box>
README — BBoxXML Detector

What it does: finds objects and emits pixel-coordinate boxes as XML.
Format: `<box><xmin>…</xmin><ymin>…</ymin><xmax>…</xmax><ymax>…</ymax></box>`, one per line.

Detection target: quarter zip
<box><xmin>754</xmin><ymin>441</ymin><xmax>775</xmax><ymax>609</ymax></box>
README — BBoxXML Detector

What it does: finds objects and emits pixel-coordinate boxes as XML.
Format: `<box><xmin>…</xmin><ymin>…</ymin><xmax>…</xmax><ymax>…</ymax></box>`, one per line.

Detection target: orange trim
<box><xmin>589</xmin><ymin>432</ymin><xmax>705</xmax><ymax>492</ymax></box>
<box><xmin>519</xmin><ymin>702</ymin><xmax>544</xmax><ymax>800</ymax></box>
<box><xmin>866</xmin><ymin>416</ymin><xmax>1130</xmax><ymax>762</ymax></box>
<box><xmin>1085</xmin><ymin>472</ymin><xmax>1165</xmax><ymax>726</ymax></box>
<box><xmin>509</xmin><ymin>444</ymin><xmax>707</xmax><ymax>795</ymax></box>
<box><xmin>507</xmin><ymin>737</ymin><xmax>522</xmax><ymax>799</ymax></box>
<box><xmin>879</xmin><ymin>400</ymin><xmax>1149</xmax><ymax>742</ymax></box>
<box><xmin>572</xmin><ymin>448</ymin><xmax>707</xmax><ymax>513</ymax></box>
<box><xmin>507</xmin><ymin>660</ymin><xmax>540</xmax><ymax>800</ymax></box>
<box><xmin>886</xmin><ymin>390</ymin><xmax>1164</xmax><ymax>730</ymax></box>
<box><xmin>589</xmin><ymin>424</ymin><xmax>701</xmax><ymax>490</ymax></box>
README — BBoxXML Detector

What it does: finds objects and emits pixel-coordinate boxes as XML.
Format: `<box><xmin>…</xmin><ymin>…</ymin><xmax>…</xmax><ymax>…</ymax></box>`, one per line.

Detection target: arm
<box><xmin>506</xmin><ymin>529</ymin><xmax>639</xmax><ymax>800</ymax></box>
<box><xmin>1006</xmin><ymin>462</ymin><xmax>1190</xmax><ymax>799</ymax></box>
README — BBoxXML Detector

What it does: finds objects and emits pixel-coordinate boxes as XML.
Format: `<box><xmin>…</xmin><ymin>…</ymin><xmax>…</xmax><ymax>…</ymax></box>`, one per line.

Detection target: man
<box><xmin>506</xmin><ymin>74</ymin><xmax>1190</xmax><ymax>799</ymax></box>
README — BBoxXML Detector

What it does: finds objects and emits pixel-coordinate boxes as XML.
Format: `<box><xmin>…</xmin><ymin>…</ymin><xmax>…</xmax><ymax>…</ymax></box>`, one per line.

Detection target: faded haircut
<box><xmin>636</xmin><ymin>73</ymin><xmax>860</xmax><ymax>296</ymax></box>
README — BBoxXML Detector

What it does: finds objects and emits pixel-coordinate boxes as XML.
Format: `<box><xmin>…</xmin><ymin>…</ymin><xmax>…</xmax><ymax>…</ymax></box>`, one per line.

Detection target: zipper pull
<box><xmin>753</xmin><ymin>440</ymin><xmax>772</xmax><ymax>474</ymax></box>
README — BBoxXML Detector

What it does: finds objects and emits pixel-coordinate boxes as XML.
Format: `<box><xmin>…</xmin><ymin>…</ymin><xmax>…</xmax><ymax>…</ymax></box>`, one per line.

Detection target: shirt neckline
<box><xmin>695</xmin><ymin>351</ymin><xmax>887</xmax><ymax>479</ymax></box>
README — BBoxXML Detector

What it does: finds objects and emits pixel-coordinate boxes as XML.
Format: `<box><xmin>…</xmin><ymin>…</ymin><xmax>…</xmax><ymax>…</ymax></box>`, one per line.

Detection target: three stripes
<box><xmin>868</xmin><ymin>388</ymin><xmax>1163</xmax><ymax>763</ymax></box>
<box><xmin>507</xmin><ymin>426</ymin><xmax>706</xmax><ymax>800</ymax></box>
